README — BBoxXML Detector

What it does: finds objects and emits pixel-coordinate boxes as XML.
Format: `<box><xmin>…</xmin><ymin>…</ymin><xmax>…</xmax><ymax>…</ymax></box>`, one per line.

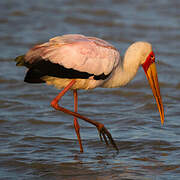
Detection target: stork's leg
<box><xmin>73</xmin><ymin>90</ymin><xmax>83</xmax><ymax>152</ymax></box>
<box><xmin>51</xmin><ymin>80</ymin><xmax>118</xmax><ymax>152</ymax></box>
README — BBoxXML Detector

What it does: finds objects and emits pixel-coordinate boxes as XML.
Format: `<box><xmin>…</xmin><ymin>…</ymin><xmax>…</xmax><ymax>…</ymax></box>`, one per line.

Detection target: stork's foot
<box><xmin>96</xmin><ymin>123</ymin><xmax>119</xmax><ymax>151</ymax></box>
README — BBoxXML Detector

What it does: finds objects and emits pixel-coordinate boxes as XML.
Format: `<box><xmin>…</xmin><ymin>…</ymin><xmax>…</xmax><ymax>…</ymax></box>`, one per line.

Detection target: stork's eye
<box><xmin>150</xmin><ymin>54</ymin><xmax>154</xmax><ymax>58</ymax></box>
<box><xmin>150</xmin><ymin>55</ymin><xmax>155</xmax><ymax>62</ymax></box>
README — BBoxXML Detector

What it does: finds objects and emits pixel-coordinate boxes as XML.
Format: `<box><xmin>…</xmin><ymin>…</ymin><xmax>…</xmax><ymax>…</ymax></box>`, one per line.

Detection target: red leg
<box><xmin>51</xmin><ymin>80</ymin><xmax>119</xmax><ymax>152</ymax></box>
<box><xmin>73</xmin><ymin>90</ymin><xmax>83</xmax><ymax>152</ymax></box>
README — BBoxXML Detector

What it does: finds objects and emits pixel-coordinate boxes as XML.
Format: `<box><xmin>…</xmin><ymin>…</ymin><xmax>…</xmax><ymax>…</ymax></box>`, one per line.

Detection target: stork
<box><xmin>15</xmin><ymin>34</ymin><xmax>164</xmax><ymax>152</ymax></box>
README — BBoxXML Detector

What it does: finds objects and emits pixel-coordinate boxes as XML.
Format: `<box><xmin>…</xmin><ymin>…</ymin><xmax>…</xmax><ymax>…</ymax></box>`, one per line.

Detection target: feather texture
<box><xmin>24</xmin><ymin>34</ymin><xmax>120</xmax><ymax>76</ymax></box>
<box><xmin>24</xmin><ymin>59</ymin><xmax>112</xmax><ymax>83</ymax></box>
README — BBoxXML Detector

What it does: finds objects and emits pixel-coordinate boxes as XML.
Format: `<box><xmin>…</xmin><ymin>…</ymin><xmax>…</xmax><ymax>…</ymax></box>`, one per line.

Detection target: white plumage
<box><xmin>15</xmin><ymin>34</ymin><xmax>164</xmax><ymax>152</ymax></box>
<box><xmin>26</xmin><ymin>34</ymin><xmax>119</xmax><ymax>76</ymax></box>
<box><xmin>25</xmin><ymin>34</ymin><xmax>120</xmax><ymax>89</ymax></box>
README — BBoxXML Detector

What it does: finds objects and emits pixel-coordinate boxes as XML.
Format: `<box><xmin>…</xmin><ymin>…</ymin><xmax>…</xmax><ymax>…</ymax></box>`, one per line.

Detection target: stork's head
<box><xmin>136</xmin><ymin>42</ymin><xmax>164</xmax><ymax>125</ymax></box>
<box><xmin>127</xmin><ymin>41</ymin><xmax>164</xmax><ymax>124</ymax></box>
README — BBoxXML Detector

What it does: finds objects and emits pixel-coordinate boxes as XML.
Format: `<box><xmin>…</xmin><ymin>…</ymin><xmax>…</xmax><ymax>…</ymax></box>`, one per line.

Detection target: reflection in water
<box><xmin>0</xmin><ymin>0</ymin><xmax>180</xmax><ymax>179</ymax></box>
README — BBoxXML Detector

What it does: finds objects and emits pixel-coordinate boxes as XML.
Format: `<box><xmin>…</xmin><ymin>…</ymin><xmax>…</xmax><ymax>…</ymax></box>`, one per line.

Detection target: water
<box><xmin>0</xmin><ymin>0</ymin><xmax>180</xmax><ymax>179</ymax></box>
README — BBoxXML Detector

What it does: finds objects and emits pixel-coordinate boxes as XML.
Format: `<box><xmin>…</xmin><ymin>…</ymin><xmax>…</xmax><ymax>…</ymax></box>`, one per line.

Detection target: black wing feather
<box><xmin>24</xmin><ymin>59</ymin><xmax>111</xmax><ymax>83</ymax></box>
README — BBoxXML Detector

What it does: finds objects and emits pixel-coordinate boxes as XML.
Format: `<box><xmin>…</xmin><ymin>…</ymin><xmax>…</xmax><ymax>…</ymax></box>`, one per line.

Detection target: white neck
<box><xmin>102</xmin><ymin>56</ymin><xmax>140</xmax><ymax>88</ymax></box>
<box><xmin>101</xmin><ymin>41</ymin><xmax>152</xmax><ymax>88</ymax></box>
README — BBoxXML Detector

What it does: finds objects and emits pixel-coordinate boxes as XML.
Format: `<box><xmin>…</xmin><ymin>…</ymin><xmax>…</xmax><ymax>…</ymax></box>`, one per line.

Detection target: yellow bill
<box><xmin>145</xmin><ymin>62</ymin><xmax>164</xmax><ymax>125</ymax></box>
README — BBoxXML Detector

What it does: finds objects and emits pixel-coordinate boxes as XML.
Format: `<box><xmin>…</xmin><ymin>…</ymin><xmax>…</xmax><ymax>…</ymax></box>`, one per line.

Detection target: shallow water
<box><xmin>0</xmin><ymin>0</ymin><xmax>180</xmax><ymax>179</ymax></box>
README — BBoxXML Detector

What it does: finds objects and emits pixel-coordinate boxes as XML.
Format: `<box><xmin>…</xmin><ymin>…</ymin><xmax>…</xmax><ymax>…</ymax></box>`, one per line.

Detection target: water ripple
<box><xmin>0</xmin><ymin>0</ymin><xmax>180</xmax><ymax>179</ymax></box>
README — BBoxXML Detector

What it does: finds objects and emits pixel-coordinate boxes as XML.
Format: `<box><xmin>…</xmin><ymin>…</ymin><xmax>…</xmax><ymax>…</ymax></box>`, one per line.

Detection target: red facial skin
<box><xmin>142</xmin><ymin>51</ymin><xmax>155</xmax><ymax>73</ymax></box>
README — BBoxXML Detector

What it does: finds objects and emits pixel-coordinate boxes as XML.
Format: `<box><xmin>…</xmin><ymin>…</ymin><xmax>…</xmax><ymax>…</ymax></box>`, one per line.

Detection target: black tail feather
<box><xmin>24</xmin><ymin>68</ymin><xmax>45</xmax><ymax>83</ymax></box>
<box><xmin>15</xmin><ymin>55</ymin><xmax>25</xmax><ymax>66</ymax></box>
<box><xmin>14</xmin><ymin>55</ymin><xmax>32</xmax><ymax>68</ymax></box>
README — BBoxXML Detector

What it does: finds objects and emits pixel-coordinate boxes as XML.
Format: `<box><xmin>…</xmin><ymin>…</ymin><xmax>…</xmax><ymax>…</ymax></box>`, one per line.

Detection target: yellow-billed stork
<box><xmin>15</xmin><ymin>34</ymin><xmax>164</xmax><ymax>152</ymax></box>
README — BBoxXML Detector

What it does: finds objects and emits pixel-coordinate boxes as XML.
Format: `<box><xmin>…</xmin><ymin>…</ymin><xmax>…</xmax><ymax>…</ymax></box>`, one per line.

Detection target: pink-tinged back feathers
<box><xmin>25</xmin><ymin>34</ymin><xmax>120</xmax><ymax>76</ymax></box>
